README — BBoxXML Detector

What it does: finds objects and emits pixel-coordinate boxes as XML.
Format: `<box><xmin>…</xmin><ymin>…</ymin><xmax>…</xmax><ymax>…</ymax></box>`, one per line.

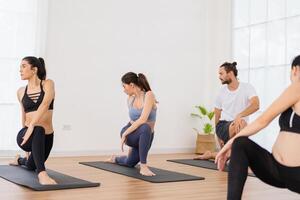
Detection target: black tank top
<box><xmin>22</xmin><ymin>81</ymin><xmax>54</xmax><ymax>113</ymax></box>
<box><xmin>279</xmin><ymin>107</ymin><xmax>300</xmax><ymax>134</ymax></box>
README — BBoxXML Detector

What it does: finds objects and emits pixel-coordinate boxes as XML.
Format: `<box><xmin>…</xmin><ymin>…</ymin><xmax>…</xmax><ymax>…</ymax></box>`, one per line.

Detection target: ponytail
<box><xmin>137</xmin><ymin>73</ymin><xmax>151</xmax><ymax>92</ymax></box>
<box><xmin>37</xmin><ymin>57</ymin><xmax>46</xmax><ymax>80</ymax></box>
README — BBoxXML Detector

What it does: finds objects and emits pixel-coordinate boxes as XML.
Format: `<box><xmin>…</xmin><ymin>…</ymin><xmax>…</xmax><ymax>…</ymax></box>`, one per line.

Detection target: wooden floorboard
<box><xmin>0</xmin><ymin>153</ymin><xmax>299</xmax><ymax>200</ymax></box>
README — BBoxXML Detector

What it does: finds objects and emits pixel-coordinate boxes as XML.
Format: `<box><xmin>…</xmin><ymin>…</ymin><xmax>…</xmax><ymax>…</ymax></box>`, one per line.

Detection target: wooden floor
<box><xmin>0</xmin><ymin>153</ymin><xmax>299</xmax><ymax>200</ymax></box>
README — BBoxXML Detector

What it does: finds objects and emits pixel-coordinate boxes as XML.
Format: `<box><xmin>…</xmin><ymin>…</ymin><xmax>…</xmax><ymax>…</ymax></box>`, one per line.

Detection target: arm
<box><xmin>233</xmin><ymin>96</ymin><xmax>260</xmax><ymax>133</ymax></box>
<box><xmin>233</xmin><ymin>83</ymin><xmax>300</xmax><ymax>139</ymax></box>
<box><xmin>17</xmin><ymin>88</ymin><xmax>26</xmax><ymax>127</ymax></box>
<box><xmin>127</xmin><ymin>96</ymin><xmax>135</xmax><ymax>124</ymax></box>
<box><xmin>214</xmin><ymin>108</ymin><xmax>221</xmax><ymax>125</ymax></box>
<box><xmin>122</xmin><ymin>91</ymin><xmax>155</xmax><ymax>137</ymax></box>
<box><xmin>236</xmin><ymin>96</ymin><xmax>260</xmax><ymax>119</ymax></box>
<box><xmin>214</xmin><ymin>108</ymin><xmax>224</xmax><ymax>149</ymax></box>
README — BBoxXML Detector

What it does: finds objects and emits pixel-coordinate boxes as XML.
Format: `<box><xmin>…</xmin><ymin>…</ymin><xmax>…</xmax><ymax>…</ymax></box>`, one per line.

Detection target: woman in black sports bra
<box><xmin>216</xmin><ymin>55</ymin><xmax>300</xmax><ymax>199</ymax></box>
<box><xmin>9</xmin><ymin>56</ymin><xmax>56</xmax><ymax>185</ymax></box>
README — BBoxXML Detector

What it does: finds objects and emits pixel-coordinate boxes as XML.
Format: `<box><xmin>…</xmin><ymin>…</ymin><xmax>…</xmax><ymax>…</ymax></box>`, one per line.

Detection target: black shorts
<box><xmin>216</xmin><ymin>120</ymin><xmax>233</xmax><ymax>144</ymax></box>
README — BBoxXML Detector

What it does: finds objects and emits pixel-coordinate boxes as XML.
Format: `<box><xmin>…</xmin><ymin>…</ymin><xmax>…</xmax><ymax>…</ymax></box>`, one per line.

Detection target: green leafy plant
<box><xmin>191</xmin><ymin>105</ymin><xmax>215</xmax><ymax>135</ymax></box>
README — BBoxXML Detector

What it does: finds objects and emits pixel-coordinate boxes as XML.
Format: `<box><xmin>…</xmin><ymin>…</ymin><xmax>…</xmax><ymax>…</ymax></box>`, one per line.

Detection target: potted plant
<box><xmin>191</xmin><ymin>105</ymin><xmax>216</xmax><ymax>154</ymax></box>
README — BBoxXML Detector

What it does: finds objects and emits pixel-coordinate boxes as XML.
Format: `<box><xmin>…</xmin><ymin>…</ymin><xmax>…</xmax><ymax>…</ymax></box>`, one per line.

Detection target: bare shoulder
<box><xmin>43</xmin><ymin>79</ymin><xmax>55</xmax><ymax>86</ymax></box>
<box><xmin>17</xmin><ymin>87</ymin><xmax>25</xmax><ymax>101</ymax></box>
<box><xmin>145</xmin><ymin>91</ymin><xmax>155</xmax><ymax>98</ymax></box>
<box><xmin>17</xmin><ymin>86</ymin><xmax>25</xmax><ymax>94</ymax></box>
<box><xmin>42</xmin><ymin>79</ymin><xmax>55</xmax><ymax>90</ymax></box>
<box><xmin>145</xmin><ymin>91</ymin><xmax>156</xmax><ymax>105</ymax></box>
<box><xmin>128</xmin><ymin>95</ymin><xmax>134</xmax><ymax>101</ymax></box>
<box><xmin>286</xmin><ymin>82</ymin><xmax>300</xmax><ymax>98</ymax></box>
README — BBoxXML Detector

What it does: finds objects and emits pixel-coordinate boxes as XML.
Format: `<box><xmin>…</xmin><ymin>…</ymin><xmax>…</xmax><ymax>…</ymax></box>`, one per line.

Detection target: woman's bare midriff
<box><xmin>272</xmin><ymin>131</ymin><xmax>300</xmax><ymax>167</ymax></box>
<box><xmin>24</xmin><ymin>111</ymin><xmax>54</xmax><ymax>134</ymax></box>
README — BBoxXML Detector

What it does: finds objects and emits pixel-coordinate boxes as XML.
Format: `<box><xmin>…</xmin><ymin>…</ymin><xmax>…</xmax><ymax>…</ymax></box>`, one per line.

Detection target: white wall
<box><xmin>45</xmin><ymin>0</ymin><xmax>232</xmax><ymax>155</ymax></box>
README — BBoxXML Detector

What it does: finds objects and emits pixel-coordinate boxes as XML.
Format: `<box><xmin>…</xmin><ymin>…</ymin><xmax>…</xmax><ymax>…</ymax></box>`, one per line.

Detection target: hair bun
<box><xmin>232</xmin><ymin>61</ymin><xmax>237</xmax><ymax>67</ymax></box>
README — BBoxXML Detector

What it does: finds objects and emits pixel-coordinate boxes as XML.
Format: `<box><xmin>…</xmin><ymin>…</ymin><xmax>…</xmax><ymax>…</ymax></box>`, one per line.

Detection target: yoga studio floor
<box><xmin>0</xmin><ymin>153</ymin><xmax>299</xmax><ymax>200</ymax></box>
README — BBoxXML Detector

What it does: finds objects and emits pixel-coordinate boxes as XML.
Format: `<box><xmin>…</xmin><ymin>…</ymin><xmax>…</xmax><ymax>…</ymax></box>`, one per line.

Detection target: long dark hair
<box><xmin>23</xmin><ymin>56</ymin><xmax>46</xmax><ymax>80</ymax></box>
<box><xmin>121</xmin><ymin>72</ymin><xmax>151</xmax><ymax>92</ymax></box>
<box><xmin>292</xmin><ymin>55</ymin><xmax>300</xmax><ymax>68</ymax></box>
<box><xmin>220</xmin><ymin>61</ymin><xmax>238</xmax><ymax>77</ymax></box>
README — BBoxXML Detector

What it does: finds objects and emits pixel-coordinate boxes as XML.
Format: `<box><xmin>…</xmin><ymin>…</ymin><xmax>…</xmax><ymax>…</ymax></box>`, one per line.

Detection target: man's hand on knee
<box><xmin>232</xmin><ymin>116</ymin><xmax>245</xmax><ymax>133</ymax></box>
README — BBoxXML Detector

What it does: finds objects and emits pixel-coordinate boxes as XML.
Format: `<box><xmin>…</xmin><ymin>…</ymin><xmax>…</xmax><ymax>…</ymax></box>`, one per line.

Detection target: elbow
<box><xmin>255</xmin><ymin>104</ymin><xmax>260</xmax><ymax>112</ymax></box>
<box><xmin>253</xmin><ymin>102</ymin><xmax>260</xmax><ymax>112</ymax></box>
<box><xmin>40</xmin><ymin>102</ymin><xmax>50</xmax><ymax>109</ymax></box>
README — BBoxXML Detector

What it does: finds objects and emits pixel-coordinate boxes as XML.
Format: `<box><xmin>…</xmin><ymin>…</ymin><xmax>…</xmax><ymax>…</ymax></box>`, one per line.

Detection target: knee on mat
<box><xmin>126</xmin><ymin>162</ymin><xmax>137</xmax><ymax>168</ymax></box>
<box><xmin>25</xmin><ymin>163</ymin><xmax>36</xmax><ymax>171</ymax></box>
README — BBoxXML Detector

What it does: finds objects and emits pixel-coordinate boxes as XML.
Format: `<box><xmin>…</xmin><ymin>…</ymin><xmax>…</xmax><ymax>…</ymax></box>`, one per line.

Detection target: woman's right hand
<box><xmin>215</xmin><ymin>138</ymin><xmax>234</xmax><ymax>171</ymax></box>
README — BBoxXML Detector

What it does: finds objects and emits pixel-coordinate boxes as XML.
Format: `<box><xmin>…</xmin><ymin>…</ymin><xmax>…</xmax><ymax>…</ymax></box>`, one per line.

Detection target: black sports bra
<box><xmin>21</xmin><ymin>81</ymin><xmax>54</xmax><ymax>113</ymax></box>
<box><xmin>279</xmin><ymin>107</ymin><xmax>300</xmax><ymax>134</ymax></box>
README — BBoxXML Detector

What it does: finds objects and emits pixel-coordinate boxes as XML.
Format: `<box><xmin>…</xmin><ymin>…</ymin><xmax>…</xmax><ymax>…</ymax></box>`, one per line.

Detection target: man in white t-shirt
<box><xmin>195</xmin><ymin>62</ymin><xmax>260</xmax><ymax>160</ymax></box>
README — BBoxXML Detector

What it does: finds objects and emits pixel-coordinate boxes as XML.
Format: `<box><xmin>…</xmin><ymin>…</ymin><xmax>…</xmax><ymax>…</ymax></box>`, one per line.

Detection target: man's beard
<box><xmin>221</xmin><ymin>78</ymin><xmax>232</xmax><ymax>85</ymax></box>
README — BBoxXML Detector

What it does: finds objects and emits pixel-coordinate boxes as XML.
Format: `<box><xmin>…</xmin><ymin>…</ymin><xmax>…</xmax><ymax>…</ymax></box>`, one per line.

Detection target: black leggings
<box><xmin>16</xmin><ymin>126</ymin><xmax>53</xmax><ymax>174</ymax></box>
<box><xmin>228</xmin><ymin>136</ymin><xmax>300</xmax><ymax>200</ymax></box>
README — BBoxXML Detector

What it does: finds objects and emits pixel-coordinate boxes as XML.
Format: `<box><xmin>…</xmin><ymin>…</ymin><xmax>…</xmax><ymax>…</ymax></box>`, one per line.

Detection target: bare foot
<box><xmin>9</xmin><ymin>154</ymin><xmax>20</xmax><ymax>166</ymax></box>
<box><xmin>105</xmin><ymin>155</ymin><xmax>116</xmax><ymax>163</ymax></box>
<box><xmin>38</xmin><ymin>171</ymin><xmax>57</xmax><ymax>185</ymax></box>
<box><xmin>25</xmin><ymin>152</ymin><xmax>30</xmax><ymax>160</ymax></box>
<box><xmin>140</xmin><ymin>164</ymin><xmax>155</xmax><ymax>176</ymax></box>
<box><xmin>194</xmin><ymin>151</ymin><xmax>213</xmax><ymax>160</ymax></box>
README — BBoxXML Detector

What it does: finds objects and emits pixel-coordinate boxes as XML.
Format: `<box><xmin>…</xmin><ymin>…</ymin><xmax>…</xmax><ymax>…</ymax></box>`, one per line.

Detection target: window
<box><xmin>0</xmin><ymin>0</ymin><xmax>47</xmax><ymax>150</ymax></box>
<box><xmin>232</xmin><ymin>0</ymin><xmax>300</xmax><ymax>151</ymax></box>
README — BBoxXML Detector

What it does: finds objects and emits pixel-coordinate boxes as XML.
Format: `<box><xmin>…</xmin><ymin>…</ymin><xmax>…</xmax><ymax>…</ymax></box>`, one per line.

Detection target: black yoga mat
<box><xmin>167</xmin><ymin>159</ymin><xmax>255</xmax><ymax>177</ymax></box>
<box><xmin>79</xmin><ymin>161</ymin><xmax>204</xmax><ymax>183</ymax></box>
<box><xmin>0</xmin><ymin>165</ymin><xmax>100</xmax><ymax>191</ymax></box>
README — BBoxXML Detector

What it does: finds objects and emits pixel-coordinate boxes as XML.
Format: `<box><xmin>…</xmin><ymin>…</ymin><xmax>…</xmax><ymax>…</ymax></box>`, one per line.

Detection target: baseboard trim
<box><xmin>0</xmin><ymin>148</ymin><xmax>195</xmax><ymax>158</ymax></box>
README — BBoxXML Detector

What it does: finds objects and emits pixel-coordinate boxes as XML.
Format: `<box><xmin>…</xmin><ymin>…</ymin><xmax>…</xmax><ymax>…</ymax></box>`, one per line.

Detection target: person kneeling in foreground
<box><xmin>216</xmin><ymin>55</ymin><xmax>300</xmax><ymax>200</ymax></box>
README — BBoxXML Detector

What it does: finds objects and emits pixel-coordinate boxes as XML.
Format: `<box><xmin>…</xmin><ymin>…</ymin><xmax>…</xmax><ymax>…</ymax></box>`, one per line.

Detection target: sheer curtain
<box><xmin>232</xmin><ymin>0</ymin><xmax>300</xmax><ymax>151</ymax></box>
<box><xmin>0</xmin><ymin>0</ymin><xmax>48</xmax><ymax>151</ymax></box>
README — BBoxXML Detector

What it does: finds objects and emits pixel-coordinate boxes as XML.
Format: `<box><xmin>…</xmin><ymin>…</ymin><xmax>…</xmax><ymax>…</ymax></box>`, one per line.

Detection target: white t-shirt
<box><xmin>215</xmin><ymin>82</ymin><xmax>257</xmax><ymax>122</ymax></box>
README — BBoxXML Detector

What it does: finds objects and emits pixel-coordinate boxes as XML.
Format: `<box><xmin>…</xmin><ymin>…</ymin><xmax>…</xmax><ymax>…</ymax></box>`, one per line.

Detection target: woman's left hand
<box><xmin>121</xmin><ymin>134</ymin><xmax>127</xmax><ymax>152</ymax></box>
